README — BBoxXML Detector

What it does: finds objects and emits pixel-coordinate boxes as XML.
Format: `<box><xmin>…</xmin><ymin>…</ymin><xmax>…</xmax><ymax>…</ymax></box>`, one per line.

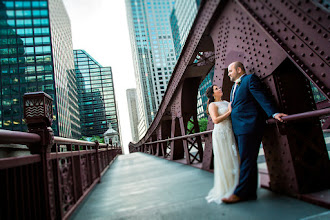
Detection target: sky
<box><xmin>62</xmin><ymin>0</ymin><xmax>136</xmax><ymax>154</ymax></box>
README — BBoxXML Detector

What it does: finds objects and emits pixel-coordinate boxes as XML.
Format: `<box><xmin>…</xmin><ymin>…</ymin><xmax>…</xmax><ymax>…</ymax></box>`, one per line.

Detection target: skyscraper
<box><xmin>126</xmin><ymin>88</ymin><xmax>139</xmax><ymax>143</ymax></box>
<box><xmin>125</xmin><ymin>0</ymin><xmax>176</xmax><ymax>139</ymax></box>
<box><xmin>170</xmin><ymin>0</ymin><xmax>200</xmax><ymax>60</ymax></box>
<box><xmin>0</xmin><ymin>0</ymin><xmax>80</xmax><ymax>138</ymax></box>
<box><xmin>74</xmin><ymin>50</ymin><xmax>120</xmax><ymax>141</ymax></box>
<box><xmin>170</xmin><ymin>0</ymin><xmax>212</xmax><ymax>119</ymax></box>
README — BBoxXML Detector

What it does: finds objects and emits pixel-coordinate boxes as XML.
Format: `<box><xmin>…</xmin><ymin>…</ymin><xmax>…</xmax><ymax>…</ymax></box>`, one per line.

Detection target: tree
<box><xmin>91</xmin><ymin>136</ymin><xmax>105</xmax><ymax>143</ymax></box>
<box><xmin>198</xmin><ymin>118</ymin><xmax>208</xmax><ymax>132</ymax></box>
<box><xmin>187</xmin><ymin>117</ymin><xmax>208</xmax><ymax>133</ymax></box>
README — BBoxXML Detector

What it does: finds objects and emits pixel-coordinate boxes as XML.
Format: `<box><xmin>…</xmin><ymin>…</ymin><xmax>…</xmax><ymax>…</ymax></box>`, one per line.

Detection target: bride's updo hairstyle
<box><xmin>205</xmin><ymin>85</ymin><xmax>215</xmax><ymax>115</ymax></box>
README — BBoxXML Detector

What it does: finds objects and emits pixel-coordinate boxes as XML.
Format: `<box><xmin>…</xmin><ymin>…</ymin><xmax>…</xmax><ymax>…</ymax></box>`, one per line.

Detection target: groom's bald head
<box><xmin>228</xmin><ymin>61</ymin><xmax>246</xmax><ymax>82</ymax></box>
<box><xmin>230</xmin><ymin>61</ymin><xmax>245</xmax><ymax>73</ymax></box>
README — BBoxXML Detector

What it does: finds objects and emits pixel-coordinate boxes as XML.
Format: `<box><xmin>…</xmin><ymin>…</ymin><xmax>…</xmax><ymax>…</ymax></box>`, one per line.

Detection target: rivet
<box><xmin>320</xmin><ymin>51</ymin><xmax>325</xmax><ymax>55</ymax></box>
<box><xmin>291</xmin><ymin>35</ymin><xmax>295</xmax><ymax>39</ymax></box>
<box><xmin>310</xmin><ymin>53</ymin><xmax>314</xmax><ymax>57</ymax></box>
<box><xmin>318</xmin><ymin>29</ymin><xmax>322</xmax><ymax>33</ymax></box>
<box><xmin>321</xmin><ymin>73</ymin><xmax>326</xmax><ymax>77</ymax></box>
<box><xmin>320</xmin><ymin>63</ymin><xmax>325</xmax><ymax>67</ymax></box>
<box><xmin>315</xmin><ymin>46</ymin><xmax>319</xmax><ymax>50</ymax></box>
<box><xmin>293</xmin><ymin>44</ymin><xmax>296</xmax><ymax>48</ymax></box>
<box><xmin>302</xmin><ymin>53</ymin><xmax>305</xmax><ymax>57</ymax></box>
<box><xmin>300</xmin><ymin>44</ymin><xmax>304</xmax><ymax>47</ymax></box>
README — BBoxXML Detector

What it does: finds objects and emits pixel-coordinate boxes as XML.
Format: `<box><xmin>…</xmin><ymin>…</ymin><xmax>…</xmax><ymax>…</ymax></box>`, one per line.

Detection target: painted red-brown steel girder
<box><xmin>129</xmin><ymin>0</ymin><xmax>330</xmax><ymax>196</ymax></box>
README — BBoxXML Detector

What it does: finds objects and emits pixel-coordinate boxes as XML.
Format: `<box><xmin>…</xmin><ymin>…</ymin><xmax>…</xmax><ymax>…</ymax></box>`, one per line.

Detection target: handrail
<box><xmin>142</xmin><ymin>108</ymin><xmax>330</xmax><ymax>146</ymax></box>
<box><xmin>267</xmin><ymin>108</ymin><xmax>330</xmax><ymax>124</ymax></box>
<box><xmin>0</xmin><ymin>129</ymin><xmax>41</xmax><ymax>144</ymax></box>
<box><xmin>145</xmin><ymin>130</ymin><xmax>212</xmax><ymax>145</ymax></box>
<box><xmin>54</xmin><ymin>136</ymin><xmax>97</xmax><ymax>146</ymax></box>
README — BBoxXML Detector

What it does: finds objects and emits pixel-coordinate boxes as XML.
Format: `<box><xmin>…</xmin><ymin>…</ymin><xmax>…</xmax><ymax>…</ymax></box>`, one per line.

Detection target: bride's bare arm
<box><xmin>209</xmin><ymin>102</ymin><xmax>232</xmax><ymax>124</ymax></box>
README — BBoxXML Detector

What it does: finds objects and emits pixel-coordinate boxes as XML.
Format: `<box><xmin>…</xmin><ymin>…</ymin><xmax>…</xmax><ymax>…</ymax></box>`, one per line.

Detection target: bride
<box><xmin>205</xmin><ymin>85</ymin><xmax>240</xmax><ymax>204</ymax></box>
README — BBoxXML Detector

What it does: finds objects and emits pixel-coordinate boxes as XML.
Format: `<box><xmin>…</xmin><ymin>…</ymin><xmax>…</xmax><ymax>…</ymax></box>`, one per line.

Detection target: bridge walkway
<box><xmin>70</xmin><ymin>153</ymin><xmax>329</xmax><ymax>220</ymax></box>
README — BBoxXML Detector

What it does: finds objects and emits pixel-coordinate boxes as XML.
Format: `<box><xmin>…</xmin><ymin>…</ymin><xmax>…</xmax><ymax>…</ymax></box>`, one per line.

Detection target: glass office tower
<box><xmin>170</xmin><ymin>0</ymin><xmax>212</xmax><ymax>119</ymax></box>
<box><xmin>74</xmin><ymin>50</ymin><xmax>120</xmax><ymax>141</ymax></box>
<box><xmin>0</xmin><ymin>0</ymin><xmax>80</xmax><ymax>138</ymax></box>
<box><xmin>125</xmin><ymin>0</ymin><xmax>176</xmax><ymax>139</ymax></box>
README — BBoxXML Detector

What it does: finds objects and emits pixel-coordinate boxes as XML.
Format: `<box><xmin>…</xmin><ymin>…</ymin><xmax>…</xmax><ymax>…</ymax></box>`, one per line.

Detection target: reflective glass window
<box><xmin>40</xmin><ymin>1</ymin><xmax>48</xmax><ymax>8</ymax></box>
<box><xmin>17</xmin><ymin>19</ymin><xmax>24</xmax><ymax>26</ymax></box>
<box><xmin>33</xmin><ymin>19</ymin><xmax>41</xmax><ymax>26</ymax></box>
<box><xmin>27</xmin><ymin>66</ymin><xmax>35</xmax><ymax>73</ymax></box>
<box><xmin>32</xmin><ymin>1</ymin><xmax>40</xmax><ymax>7</ymax></box>
<box><xmin>44</xmin><ymin>65</ymin><xmax>52</xmax><ymax>72</ymax></box>
<box><xmin>24</xmin><ymin>37</ymin><xmax>33</xmax><ymax>45</ymax></box>
<box><xmin>34</xmin><ymin>28</ymin><xmax>42</xmax><ymax>35</ymax></box>
<box><xmin>15</xmin><ymin>1</ymin><xmax>23</xmax><ymax>7</ymax></box>
<box><xmin>7</xmin><ymin>20</ymin><xmax>15</xmax><ymax>26</ymax></box>
<box><xmin>25</xmin><ymin>47</ymin><xmax>34</xmax><ymax>54</ymax></box>
<box><xmin>26</xmin><ymin>28</ymin><xmax>33</xmax><ymax>35</ymax></box>
<box><xmin>17</xmin><ymin>29</ymin><xmax>24</xmax><ymax>35</ymax></box>
<box><xmin>23</xmin><ymin>2</ymin><xmax>31</xmax><ymax>7</ymax></box>
<box><xmin>9</xmin><ymin>58</ymin><xmax>17</xmax><ymax>64</ymax></box>
<box><xmin>42</xmin><ymin>37</ymin><xmax>50</xmax><ymax>44</ymax></box>
<box><xmin>40</xmin><ymin>10</ymin><xmax>48</xmax><ymax>17</ymax></box>
<box><xmin>24</xmin><ymin>10</ymin><xmax>32</xmax><ymax>17</ymax></box>
<box><xmin>42</xmin><ymin>28</ymin><xmax>49</xmax><ymax>34</ymax></box>
<box><xmin>35</xmin><ymin>37</ymin><xmax>42</xmax><ymax>44</ymax></box>
<box><xmin>4</xmin><ymin>2</ymin><xmax>14</xmax><ymax>8</ymax></box>
<box><xmin>6</xmin><ymin>10</ymin><xmax>14</xmax><ymax>17</ymax></box>
<box><xmin>36</xmin><ymin>65</ymin><xmax>44</xmax><ymax>72</ymax></box>
<box><xmin>41</xmin><ymin>19</ymin><xmax>49</xmax><ymax>25</ymax></box>
<box><xmin>25</xmin><ymin>19</ymin><xmax>32</xmax><ymax>26</ymax></box>
<box><xmin>32</xmin><ymin>10</ymin><xmax>40</xmax><ymax>16</ymax></box>
<box><xmin>26</xmin><ymin>56</ymin><xmax>35</xmax><ymax>63</ymax></box>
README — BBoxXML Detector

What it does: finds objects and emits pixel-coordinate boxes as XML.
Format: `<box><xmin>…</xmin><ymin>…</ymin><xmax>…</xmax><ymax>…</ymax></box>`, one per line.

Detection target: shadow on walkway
<box><xmin>70</xmin><ymin>152</ymin><xmax>329</xmax><ymax>220</ymax></box>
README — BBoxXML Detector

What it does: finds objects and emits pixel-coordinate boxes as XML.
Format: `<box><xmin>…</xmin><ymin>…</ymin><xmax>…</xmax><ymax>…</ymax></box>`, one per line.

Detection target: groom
<box><xmin>222</xmin><ymin>61</ymin><xmax>287</xmax><ymax>203</ymax></box>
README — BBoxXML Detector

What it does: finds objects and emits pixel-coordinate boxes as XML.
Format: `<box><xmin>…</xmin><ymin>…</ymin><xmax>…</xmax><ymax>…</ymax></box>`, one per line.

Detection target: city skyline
<box><xmin>63</xmin><ymin>0</ymin><xmax>135</xmax><ymax>152</ymax></box>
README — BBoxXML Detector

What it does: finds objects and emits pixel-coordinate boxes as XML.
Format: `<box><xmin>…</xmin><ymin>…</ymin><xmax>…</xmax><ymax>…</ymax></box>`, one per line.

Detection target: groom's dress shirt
<box><xmin>231</xmin><ymin>74</ymin><xmax>245</xmax><ymax>101</ymax></box>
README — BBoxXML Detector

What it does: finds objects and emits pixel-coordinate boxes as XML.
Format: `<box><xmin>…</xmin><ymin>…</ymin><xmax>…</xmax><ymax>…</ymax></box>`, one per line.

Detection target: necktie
<box><xmin>232</xmin><ymin>83</ymin><xmax>238</xmax><ymax>101</ymax></box>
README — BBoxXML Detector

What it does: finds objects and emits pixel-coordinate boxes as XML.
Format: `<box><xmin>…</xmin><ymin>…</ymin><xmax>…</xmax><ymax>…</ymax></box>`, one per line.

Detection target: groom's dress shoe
<box><xmin>222</xmin><ymin>194</ymin><xmax>241</xmax><ymax>204</ymax></box>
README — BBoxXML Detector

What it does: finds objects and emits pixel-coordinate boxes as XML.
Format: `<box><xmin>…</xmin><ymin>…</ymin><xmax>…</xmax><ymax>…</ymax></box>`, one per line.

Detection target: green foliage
<box><xmin>198</xmin><ymin>118</ymin><xmax>208</xmax><ymax>132</ymax></box>
<box><xmin>187</xmin><ymin>117</ymin><xmax>208</xmax><ymax>134</ymax></box>
<box><xmin>80</xmin><ymin>136</ymin><xmax>88</xmax><ymax>141</ymax></box>
<box><xmin>90</xmin><ymin>136</ymin><xmax>105</xmax><ymax>143</ymax></box>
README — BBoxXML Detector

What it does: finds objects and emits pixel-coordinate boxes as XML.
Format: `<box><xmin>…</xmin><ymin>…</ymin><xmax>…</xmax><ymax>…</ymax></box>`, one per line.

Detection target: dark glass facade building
<box><xmin>74</xmin><ymin>50</ymin><xmax>120</xmax><ymax>140</ymax></box>
<box><xmin>0</xmin><ymin>0</ymin><xmax>80</xmax><ymax>138</ymax></box>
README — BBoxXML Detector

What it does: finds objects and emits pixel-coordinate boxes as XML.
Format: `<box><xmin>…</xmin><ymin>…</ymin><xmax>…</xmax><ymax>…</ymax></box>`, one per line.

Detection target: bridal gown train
<box><xmin>205</xmin><ymin>101</ymin><xmax>240</xmax><ymax>204</ymax></box>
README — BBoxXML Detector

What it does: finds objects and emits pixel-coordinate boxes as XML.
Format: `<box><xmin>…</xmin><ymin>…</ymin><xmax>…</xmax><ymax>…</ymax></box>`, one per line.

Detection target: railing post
<box><xmin>23</xmin><ymin>92</ymin><xmax>57</xmax><ymax>219</ymax></box>
<box><xmin>94</xmin><ymin>141</ymin><xmax>101</xmax><ymax>183</ymax></box>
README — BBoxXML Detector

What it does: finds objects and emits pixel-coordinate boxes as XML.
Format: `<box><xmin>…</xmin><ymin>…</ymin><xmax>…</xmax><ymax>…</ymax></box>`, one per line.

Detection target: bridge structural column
<box><xmin>263</xmin><ymin>60</ymin><xmax>330</xmax><ymax>195</ymax></box>
<box><xmin>23</xmin><ymin>92</ymin><xmax>58</xmax><ymax>219</ymax></box>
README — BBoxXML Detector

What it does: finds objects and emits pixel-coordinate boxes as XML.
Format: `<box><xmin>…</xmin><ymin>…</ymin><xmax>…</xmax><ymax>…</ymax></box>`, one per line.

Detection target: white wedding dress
<box><xmin>205</xmin><ymin>101</ymin><xmax>240</xmax><ymax>204</ymax></box>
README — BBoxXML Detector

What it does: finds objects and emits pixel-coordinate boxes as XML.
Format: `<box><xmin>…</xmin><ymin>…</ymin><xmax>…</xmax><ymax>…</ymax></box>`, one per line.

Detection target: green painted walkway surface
<box><xmin>70</xmin><ymin>153</ymin><xmax>329</xmax><ymax>220</ymax></box>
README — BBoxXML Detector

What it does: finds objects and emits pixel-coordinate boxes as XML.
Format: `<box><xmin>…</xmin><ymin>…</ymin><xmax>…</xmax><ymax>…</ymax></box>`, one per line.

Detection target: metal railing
<box><xmin>0</xmin><ymin>92</ymin><xmax>122</xmax><ymax>220</ymax></box>
<box><xmin>0</xmin><ymin>129</ymin><xmax>121</xmax><ymax>220</ymax></box>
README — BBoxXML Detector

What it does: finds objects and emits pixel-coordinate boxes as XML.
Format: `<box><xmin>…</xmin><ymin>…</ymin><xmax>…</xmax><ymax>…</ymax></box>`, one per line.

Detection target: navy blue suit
<box><xmin>230</xmin><ymin>74</ymin><xmax>278</xmax><ymax>199</ymax></box>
